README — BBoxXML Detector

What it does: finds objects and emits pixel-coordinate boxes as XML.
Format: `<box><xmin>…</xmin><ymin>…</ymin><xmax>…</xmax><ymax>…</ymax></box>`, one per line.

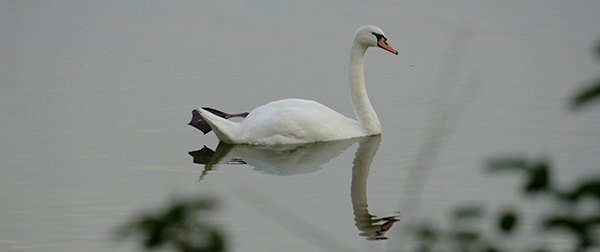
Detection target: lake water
<box><xmin>1</xmin><ymin>1</ymin><xmax>599</xmax><ymax>251</ymax></box>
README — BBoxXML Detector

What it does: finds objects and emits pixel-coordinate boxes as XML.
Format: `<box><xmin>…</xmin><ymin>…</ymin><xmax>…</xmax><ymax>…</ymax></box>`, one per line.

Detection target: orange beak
<box><xmin>378</xmin><ymin>37</ymin><xmax>398</xmax><ymax>55</ymax></box>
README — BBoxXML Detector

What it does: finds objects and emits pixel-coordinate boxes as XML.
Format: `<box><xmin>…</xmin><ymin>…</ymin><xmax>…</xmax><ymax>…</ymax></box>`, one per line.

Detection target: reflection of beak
<box><xmin>377</xmin><ymin>38</ymin><xmax>398</xmax><ymax>55</ymax></box>
<box><xmin>380</xmin><ymin>217</ymin><xmax>399</xmax><ymax>231</ymax></box>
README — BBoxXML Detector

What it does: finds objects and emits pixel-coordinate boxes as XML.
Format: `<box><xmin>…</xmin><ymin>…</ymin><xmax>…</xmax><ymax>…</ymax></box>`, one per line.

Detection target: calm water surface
<box><xmin>1</xmin><ymin>1</ymin><xmax>599</xmax><ymax>251</ymax></box>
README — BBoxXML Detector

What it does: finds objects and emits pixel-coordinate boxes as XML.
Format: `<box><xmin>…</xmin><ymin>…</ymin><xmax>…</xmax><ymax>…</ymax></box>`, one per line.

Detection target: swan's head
<box><xmin>354</xmin><ymin>25</ymin><xmax>398</xmax><ymax>55</ymax></box>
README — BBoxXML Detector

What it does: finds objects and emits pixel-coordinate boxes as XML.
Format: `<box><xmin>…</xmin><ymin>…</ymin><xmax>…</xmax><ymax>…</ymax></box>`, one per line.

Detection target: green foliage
<box><xmin>497</xmin><ymin>209</ymin><xmax>518</xmax><ymax>235</ymax></box>
<box><xmin>488</xmin><ymin>157</ymin><xmax>600</xmax><ymax>250</ymax></box>
<box><xmin>571</xmin><ymin>80</ymin><xmax>600</xmax><ymax>109</ymax></box>
<box><xmin>570</xmin><ymin>39</ymin><xmax>600</xmax><ymax>109</ymax></box>
<box><xmin>488</xmin><ymin>156</ymin><xmax>552</xmax><ymax>194</ymax></box>
<box><xmin>543</xmin><ymin>215</ymin><xmax>600</xmax><ymax>250</ymax></box>
<box><xmin>412</xmin><ymin>205</ymin><xmax>513</xmax><ymax>252</ymax></box>
<box><xmin>410</xmin><ymin>158</ymin><xmax>599</xmax><ymax>252</ymax></box>
<box><xmin>409</xmin><ymin>39</ymin><xmax>600</xmax><ymax>250</ymax></box>
<box><xmin>114</xmin><ymin>197</ymin><xmax>225</xmax><ymax>252</ymax></box>
<box><xmin>414</xmin><ymin>224</ymin><xmax>439</xmax><ymax>252</ymax></box>
<box><xmin>558</xmin><ymin>179</ymin><xmax>600</xmax><ymax>203</ymax></box>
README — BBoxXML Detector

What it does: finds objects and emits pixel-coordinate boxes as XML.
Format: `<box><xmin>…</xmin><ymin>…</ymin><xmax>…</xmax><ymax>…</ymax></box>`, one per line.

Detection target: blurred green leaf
<box><xmin>452</xmin><ymin>230</ymin><xmax>481</xmax><ymax>252</ymax></box>
<box><xmin>597</xmin><ymin>40</ymin><xmax>600</xmax><ymax>58</ymax></box>
<box><xmin>543</xmin><ymin>215</ymin><xmax>599</xmax><ymax>250</ymax></box>
<box><xmin>114</xmin><ymin>197</ymin><xmax>222</xmax><ymax>252</ymax></box>
<box><xmin>483</xmin><ymin>244</ymin><xmax>504</xmax><ymax>252</ymax></box>
<box><xmin>415</xmin><ymin>224</ymin><xmax>439</xmax><ymax>241</ymax></box>
<box><xmin>531</xmin><ymin>248</ymin><xmax>550</xmax><ymax>252</ymax></box>
<box><xmin>414</xmin><ymin>224</ymin><xmax>439</xmax><ymax>252</ymax></box>
<box><xmin>497</xmin><ymin>209</ymin><xmax>519</xmax><ymax>235</ymax></box>
<box><xmin>524</xmin><ymin>161</ymin><xmax>551</xmax><ymax>194</ymax></box>
<box><xmin>209</xmin><ymin>231</ymin><xmax>226</xmax><ymax>252</ymax></box>
<box><xmin>560</xmin><ymin>179</ymin><xmax>600</xmax><ymax>203</ymax></box>
<box><xmin>571</xmin><ymin>80</ymin><xmax>600</xmax><ymax>109</ymax></box>
<box><xmin>487</xmin><ymin>157</ymin><xmax>552</xmax><ymax>194</ymax></box>
<box><xmin>571</xmin><ymin>39</ymin><xmax>600</xmax><ymax>110</ymax></box>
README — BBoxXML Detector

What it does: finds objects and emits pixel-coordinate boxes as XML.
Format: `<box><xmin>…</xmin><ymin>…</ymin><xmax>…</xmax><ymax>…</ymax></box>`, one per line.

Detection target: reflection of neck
<box><xmin>351</xmin><ymin>136</ymin><xmax>385</xmax><ymax>240</ymax></box>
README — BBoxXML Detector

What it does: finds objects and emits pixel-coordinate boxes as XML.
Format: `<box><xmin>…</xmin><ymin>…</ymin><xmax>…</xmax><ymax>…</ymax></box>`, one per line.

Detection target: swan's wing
<box><xmin>236</xmin><ymin>99</ymin><xmax>363</xmax><ymax>144</ymax></box>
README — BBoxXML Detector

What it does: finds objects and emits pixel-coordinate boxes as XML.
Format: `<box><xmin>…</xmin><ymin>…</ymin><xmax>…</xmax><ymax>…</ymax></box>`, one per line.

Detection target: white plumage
<box><xmin>193</xmin><ymin>25</ymin><xmax>397</xmax><ymax>145</ymax></box>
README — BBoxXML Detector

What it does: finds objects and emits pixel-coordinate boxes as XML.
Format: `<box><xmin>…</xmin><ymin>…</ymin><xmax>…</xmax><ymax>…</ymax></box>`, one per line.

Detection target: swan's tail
<box><xmin>189</xmin><ymin>107</ymin><xmax>248</xmax><ymax>142</ymax></box>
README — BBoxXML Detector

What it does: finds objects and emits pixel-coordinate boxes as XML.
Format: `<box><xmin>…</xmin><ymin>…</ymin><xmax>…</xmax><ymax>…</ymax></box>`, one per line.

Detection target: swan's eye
<box><xmin>371</xmin><ymin>32</ymin><xmax>387</xmax><ymax>42</ymax></box>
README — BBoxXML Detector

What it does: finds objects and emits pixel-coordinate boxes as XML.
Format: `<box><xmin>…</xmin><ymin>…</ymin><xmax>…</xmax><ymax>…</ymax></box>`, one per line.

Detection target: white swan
<box><xmin>190</xmin><ymin>25</ymin><xmax>397</xmax><ymax>145</ymax></box>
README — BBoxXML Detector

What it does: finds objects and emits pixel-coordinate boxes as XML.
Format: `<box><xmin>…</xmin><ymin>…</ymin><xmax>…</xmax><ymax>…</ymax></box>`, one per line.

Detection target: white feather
<box><xmin>197</xmin><ymin>25</ymin><xmax>397</xmax><ymax>145</ymax></box>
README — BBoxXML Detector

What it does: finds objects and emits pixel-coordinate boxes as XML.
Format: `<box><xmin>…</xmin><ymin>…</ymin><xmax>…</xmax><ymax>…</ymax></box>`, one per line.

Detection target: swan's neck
<box><xmin>349</xmin><ymin>41</ymin><xmax>381</xmax><ymax>135</ymax></box>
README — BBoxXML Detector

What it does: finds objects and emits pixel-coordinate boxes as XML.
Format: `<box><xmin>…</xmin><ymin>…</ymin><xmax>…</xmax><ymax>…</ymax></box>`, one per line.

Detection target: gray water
<box><xmin>1</xmin><ymin>1</ymin><xmax>600</xmax><ymax>251</ymax></box>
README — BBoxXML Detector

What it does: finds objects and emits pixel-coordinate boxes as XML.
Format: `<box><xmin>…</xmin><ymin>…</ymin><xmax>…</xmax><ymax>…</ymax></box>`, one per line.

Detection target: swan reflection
<box><xmin>350</xmin><ymin>136</ymin><xmax>400</xmax><ymax>240</ymax></box>
<box><xmin>189</xmin><ymin>138</ymin><xmax>358</xmax><ymax>177</ymax></box>
<box><xmin>189</xmin><ymin>135</ymin><xmax>399</xmax><ymax>240</ymax></box>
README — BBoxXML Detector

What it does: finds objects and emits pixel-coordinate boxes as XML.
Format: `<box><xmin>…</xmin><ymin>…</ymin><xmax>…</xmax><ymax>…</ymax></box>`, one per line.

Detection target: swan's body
<box><xmin>192</xmin><ymin>25</ymin><xmax>397</xmax><ymax>145</ymax></box>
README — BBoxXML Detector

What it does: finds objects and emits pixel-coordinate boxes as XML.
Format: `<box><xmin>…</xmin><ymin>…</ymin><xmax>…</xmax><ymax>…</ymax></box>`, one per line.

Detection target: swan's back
<box><xmin>233</xmin><ymin>98</ymin><xmax>363</xmax><ymax>145</ymax></box>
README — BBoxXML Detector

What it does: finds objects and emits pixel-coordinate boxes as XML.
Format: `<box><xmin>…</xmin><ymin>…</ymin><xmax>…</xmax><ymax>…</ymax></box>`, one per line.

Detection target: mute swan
<box><xmin>189</xmin><ymin>25</ymin><xmax>397</xmax><ymax>145</ymax></box>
